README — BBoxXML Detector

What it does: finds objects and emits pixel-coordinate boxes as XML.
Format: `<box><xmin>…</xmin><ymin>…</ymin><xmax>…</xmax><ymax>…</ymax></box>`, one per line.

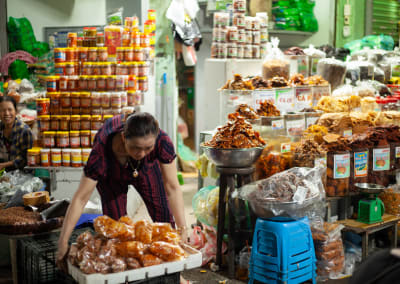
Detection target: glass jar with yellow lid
<box><xmin>88</xmin><ymin>47</ymin><xmax>98</xmax><ymax>61</ymax></box>
<box><xmin>97</xmin><ymin>76</ymin><xmax>107</xmax><ymax>91</ymax></box>
<box><xmin>80</xmin><ymin>131</ymin><xmax>91</xmax><ymax>148</ymax></box>
<box><xmin>78</xmin><ymin>76</ymin><xmax>88</xmax><ymax>91</ymax></box>
<box><xmin>70</xmin><ymin>131</ymin><xmax>81</xmax><ymax>148</ymax></box>
<box><xmin>70</xmin><ymin>115</ymin><xmax>81</xmax><ymax>131</ymax></box>
<box><xmin>98</xmin><ymin>47</ymin><xmax>108</xmax><ymax>62</ymax></box>
<box><xmin>39</xmin><ymin>115</ymin><xmax>51</xmax><ymax>132</ymax></box>
<box><xmin>82</xmin><ymin>62</ymin><xmax>92</xmax><ymax>75</ymax></box>
<box><xmin>27</xmin><ymin>148</ymin><xmax>41</xmax><ymax>166</ymax></box>
<box><xmin>92</xmin><ymin>62</ymin><xmax>101</xmax><ymax>76</ymax></box>
<box><xmin>80</xmin><ymin>92</ymin><xmax>91</xmax><ymax>108</ymax></box>
<box><xmin>87</xmin><ymin>76</ymin><xmax>97</xmax><ymax>91</ymax></box>
<box><xmin>101</xmin><ymin>62</ymin><xmax>112</xmax><ymax>76</ymax></box>
<box><xmin>59</xmin><ymin>115</ymin><xmax>70</xmax><ymax>131</ymax></box>
<box><xmin>43</xmin><ymin>131</ymin><xmax>56</xmax><ymax>148</ymax></box>
<box><xmin>81</xmin><ymin>115</ymin><xmax>91</xmax><ymax>130</ymax></box>
<box><xmin>71</xmin><ymin>92</ymin><xmax>81</xmax><ymax>108</ymax></box>
<box><xmin>56</xmin><ymin>131</ymin><xmax>70</xmax><ymax>148</ymax></box>
<box><xmin>60</xmin><ymin>92</ymin><xmax>71</xmax><ymax>108</ymax></box>
<box><xmin>50</xmin><ymin>115</ymin><xmax>60</xmax><ymax>131</ymax></box>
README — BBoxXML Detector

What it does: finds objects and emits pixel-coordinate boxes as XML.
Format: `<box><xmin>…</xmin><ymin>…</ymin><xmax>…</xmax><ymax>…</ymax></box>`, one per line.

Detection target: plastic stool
<box><xmin>248</xmin><ymin>217</ymin><xmax>316</xmax><ymax>284</ymax></box>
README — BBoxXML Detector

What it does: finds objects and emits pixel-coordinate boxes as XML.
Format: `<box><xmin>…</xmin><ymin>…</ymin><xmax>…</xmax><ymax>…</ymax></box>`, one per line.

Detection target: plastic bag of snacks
<box><xmin>311</xmin><ymin>222</ymin><xmax>345</xmax><ymax>280</ymax></box>
<box><xmin>262</xmin><ymin>37</ymin><xmax>290</xmax><ymax>80</ymax></box>
<box><xmin>379</xmin><ymin>187</ymin><xmax>400</xmax><ymax>216</ymax></box>
<box><xmin>192</xmin><ymin>186</ymin><xmax>219</xmax><ymax>227</ymax></box>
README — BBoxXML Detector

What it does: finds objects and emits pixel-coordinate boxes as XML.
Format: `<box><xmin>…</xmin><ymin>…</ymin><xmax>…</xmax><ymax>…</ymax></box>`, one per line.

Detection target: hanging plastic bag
<box><xmin>262</xmin><ymin>37</ymin><xmax>290</xmax><ymax>80</ymax></box>
<box><xmin>192</xmin><ymin>186</ymin><xmax>220</xmax><ymax>227</ymax></box>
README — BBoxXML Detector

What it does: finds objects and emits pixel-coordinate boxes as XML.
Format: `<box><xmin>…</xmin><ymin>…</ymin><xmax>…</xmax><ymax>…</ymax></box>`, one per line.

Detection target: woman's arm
<box><xmin>56</xmin><ymin>174</ymin><xmax>97</xmax><ymax>272</ymax></box>
<box><xmin>160</xmin><ymin>160</ymin><xmax>187</xmax><ymax>230</ymax></box>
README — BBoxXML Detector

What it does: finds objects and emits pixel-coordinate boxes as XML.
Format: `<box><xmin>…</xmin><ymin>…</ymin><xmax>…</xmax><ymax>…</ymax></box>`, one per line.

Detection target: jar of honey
<box><xmin>71</xmin><ymin>92</ymin><xmax>81</xmax><ymax>108</ymax></box>
<box><xmin>62</xmin><ymin>148</ymin><xmax>71</xmax><ymax>167</ymax></box>
<box><xmin>40</xmin><ymin>149</ymin><xmax>51</xmax><ymax>167</ymax></box>
<box><xmin>27</xmin><ymin>148</ymin><xmax>40</xmax><ymax>166</ymax></box>
<box><xmin>80</xmin><ymin>131</ymin><xmax>91</xmax><ymax>148</ymax></box>
<box><xmin>81</xmin><ymin>115</ymin><xmax>91</xmax><ymax>130</ymax></box>
<box><xmin>43</xmin><ymin>131</ymin><xmax>56</xmax><ymax>148</ymax></box>
<box><xmin>39</xmin><ymin>115</ymin><xmax>51</xmax><ymax>132</ymax></box>
<box><xmin>57</xmin><ymin>131</ymin><xmax>70</xmax><ymax>148</ymax></box>
<box><xmin>80</xmin><ymin>92</ymin><xmax>91</xmax><ymax>108</ymax></box>
<box><xmin>70</xmin><ymin>115</ymin><xmax>81</xmax><ymax>130</ymax></box>
<box><xmin>70</xmin><ymin>131</ymin><xmax>81</xmax><ymax>148</ymax></box>
<box><xmin>51</xmin><ymin>148</ymin><xmax>62</xmax><ymax>167</ymax></box>
<box><xmin>59</xmin><ymin>115</ymin><xmax>70</xmax><ymax>131</ymax></box>
<box><xmin>60</xmin><ymin>92</ymin><xmax>71</xmax><ymax>108</ymax></box>
<box><xmin>50</xmin><ymin>115</ymin><xmax>60</xmax><ymax>131</ymax></box>
<box><xmin>71</xmin><ymin>149</ymin><xmax>82</xmax><ymax>167</ymax></box>
<box><xmin>91</xmin><ymin>115</ymin><xmax>103</xmax><ymax>130</ymax></box>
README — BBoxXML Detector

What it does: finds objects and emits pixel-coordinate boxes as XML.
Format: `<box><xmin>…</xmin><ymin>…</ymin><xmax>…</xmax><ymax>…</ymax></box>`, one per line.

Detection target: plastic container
<box><xmin>214</xmin><ymin>12</ymin><xmax>229</xmax><ymax>27</ymax></box>
<box><xmin>78</xmin><ymin>76</ymin><xmax>88</xmax><ymax>91</ymax></box>
<box><xmin>59</xmin><ymin>115</ymin><xmax>70</xmax><ymax>131</ymax></box>
<box><xmin>82</xmin><ymin>148</ymin><xmax>91</xmax><ymax>165</ymax></box>
<box><xmin>129</xmin><ymin>62</ymin><xmax>139</xmax><ymax>76</ymax></box>
<box><xmin>80</xmin><ymin>115</ymin><xmax>91</xmax><ymax>131</ymax></box>
<box><xmin>120</xmin><ymin>91</ymin><xmax>128</xmax><ymax>107</ymax></box>
<box><xmin>71</xmin><ymin>149</ymin><xmax>82</xmax><ymax>167</ymax></box>
<box><xmin>284</xmin><ymin>113</ymin><xmax>305</xmax><ymax>141</ymax></box>
<box><xmin>57</xmin><ymin>131</ymin><xmax>69</xmax><ymax>148</ymax></box>
<box><xmin>70</xmin><ymin>131</ymin><xmax>81</xmax><ymax>148</ymax></box>
<box><xmin>60</xmin><ymin>92</ymin><xmax>71</xmax><ymax>108</ymax></box>
<box><xmin>127</xmin><ymin>91</ymin><xmax>141</xmax><ymax>106</ymax></box>
<box><xmin>116</xmin><ymin>76</ymin><xmax>126</xmax><ymax>91</ymax></box>
<box><xmin>70</xmin><ymin>115</ymin><xmax>81</xmax><ymax>131</ymax></box>
<box><xmin>54</xmin><ymin>63</ymin><xmax>66</xmax><ymax>76</ymax></box>
<box><xmin>54</xmin><ymin>48</ymin><xmax>66</xmax><ymax>63</ymax></box>
<box><xmin>87</xmin><ymin>76</ymin><xmax>97</xmax><ymax>91</ymax></box>
<box><xmin>326</xmin><ymin>151</ymin><xmax>350</xmax><ymax>197</ymax></box>
<box><xmin>37</xmin><ymin>98</ymin><xmax>51</xmax><ymax>116</ymax></box>
<box><xmin>90</xmin><ymin>92</ymin><xmax>101</xmax><ymax>108</ymax></box>
<box><xmin>91</xmin><ymin>130</ymin><xmax>98</xmax><ymax>146</ymax></box>
<box><xmin>50</xmin><ymin>92</ymin><xmax>61</xmax><ymax>114</ymax></box>
<box><xmin>59</xmin><ymin>76</ymin><xmax>68</xmax><ymax>91</ymax></box>
<box><xmin>88</xmin><ymin>47</ymin><xmax>98</xmax><ymax>61</ymax></box>
<box><xmin>97</xmin><ymin>76</ymin><xmax>107</xmax><ymax>91</ymax></box>
<box><xmin>80</xmin><ymin>131</ymin><xmax>91</xmax><ymax>148</ymax></box>
<box><xmin>92</xmin><ymin>63</ymin><xmax>101</xmax><ymax>76</ymax></box>
<box><xmin>107</xmin><ymin>76</ymin><xmax>116</xmax><ymax>91</ymax></box>
<box><xmin>369</xmin><ymin>145</ymin><xmax>391</xmax><ymax>187</ymax></box>
<box><xmin>65</xmin><ymin>48</ymin><xmax>78</xmax><ymax>62</ymax></box>
<box><xmin>46</xmin><ymin>77</ymin><xmax>58</xmax><ymax>92</ymax></box>
<box><xmin>260</xmin><ymin>116</ymin><xmax>285</xmax><ymax>139</ymax></box>
<box><xmin>101</xmin><ymin>62</ymin><xmax>112</xmax><ymax>76</ymax></box>
<box><xmin>98</xmin><ymin>47</ymin><xmax>108</xmax><ymax>61</ymax></box>
<box><xmin>138</xmin><ymin>76</ymin><xmax>148</xmax><ymax>92</ymax></box>
<box><xmin>65</xmin><ymin>63</ymin><xmax>76</xmax><ymax>76</ymax></box>
<box><xmin>127</xmin><ymin>75</ymin><xmax>137</xmax><ymax>91</ymax></box>
<box><xmin>27</xmin><ymin>148</ymin><xmax>40</xmax><ymax>166</ymax></box>
<box><xmin>124</xmin><ymin>47</ymin><xmax>134</xmax><ymax>61</ymax></box>
<box><xmin>305</xmin><ymin>111</ymin><xmax>323</xmax><ymax>128</ymax></box>
<box><xmin>67</xmin><ymin>76</ymin><xmax>78</xmax><ymax>91</ymax></box>
<box><xmin>38</xmin><ymin>115</ymin><xmax>51</xmax><ymax>132</ymax></box>
<box><xmin>51</xmin><ymin>148</ymin><xmax>62</xmax><ymax>167</ymax></box>
<box><xmin>80</xmin><ymin>92</ymin><xmax>91</xmax><ymax>108</ymax></box>
<box><xmin>111</xmin><ymin>92</ymin><xmax>122</xmax><ymax>108</ymax></box>
<box><xmin>350</xmin><ymin>148</ymin><xmax>369</xmax><ymax>193</ymax></box>
<box><xmin>62</xmin><ymin>148</ymin><xmax>71</xmax><ymax>167</ymax></box>
<box><xmin>90</xmin><ymin>115</ymin><xmax>103</xmax><ymax>130</ymax></box>
<box><xmin>71</xmin><ymin>92</ymin><xmax>81</xmax><ymax>108</ymax></box>
<box><xmin>116</xmin><ymin>47</ymin><xmax>125</xmax><ymax>61</ymax></box>
<box><xmin>101</xmin><ymin>92</ymin><xmax>111</xmax><ymax>108</ymax></box>
<box><xmin>50</xmin><ymin>115</ymin><xmax>60</xmax><ymax>131</ymax></box>
<box><xmin>40</xmin><ymin>149</ymin><xmax>51</xmax><ymax>167</ymax></box>
<box><xmin>78</xmin><ymin>47</ymin><xmax>88</xmax><ymax>62</ymax></box>
<box><xmin>138</xmin><ymin>61</ymin><xmax>150</xmax><ymax>76</ymax></box>
<box><xmin>227</xmin><ymin>43</ymin><xmax>237</xmax><ymax>58</ymax></box>
<box><xmin>82</xmin><ymin>62</ymin><xmax>92</xmax><ymax>75</ymax></box>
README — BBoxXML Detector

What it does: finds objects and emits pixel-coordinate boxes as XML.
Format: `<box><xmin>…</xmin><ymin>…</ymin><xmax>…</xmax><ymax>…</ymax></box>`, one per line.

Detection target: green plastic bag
<box><xmin>9</xmin><ymin>60</ymin><xmax>29</xmax><ymax>80</ymax></box>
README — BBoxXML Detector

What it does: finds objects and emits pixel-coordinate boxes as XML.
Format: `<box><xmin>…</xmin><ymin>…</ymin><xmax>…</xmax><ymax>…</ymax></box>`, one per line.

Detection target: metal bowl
<box><xmin>355</xmin><ymin>183</ymin><xmax>385</xmax><ymax>195</ymax></box>
<box><xmin>201</xmin><ymin>144</ymin><xmax>264</xmax><ymax>168</ymax></box>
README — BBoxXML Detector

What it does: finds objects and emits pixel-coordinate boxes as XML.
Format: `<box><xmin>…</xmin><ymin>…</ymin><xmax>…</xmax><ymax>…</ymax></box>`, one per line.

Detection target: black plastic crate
<box><xmin>16</xmin><ymin>228</ymin><xmax>93</xmax><ymax>284</ymax></box>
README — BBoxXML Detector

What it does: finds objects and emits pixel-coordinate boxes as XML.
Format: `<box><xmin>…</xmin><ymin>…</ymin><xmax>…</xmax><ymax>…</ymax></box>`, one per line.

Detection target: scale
<box><xmin>355</xmin><ymin>183</ymin><xmax>385</xmax><ymax>224</ymax></box>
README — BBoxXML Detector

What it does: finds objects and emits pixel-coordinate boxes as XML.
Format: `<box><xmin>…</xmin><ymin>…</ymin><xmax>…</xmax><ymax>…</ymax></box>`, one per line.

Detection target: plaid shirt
<box><xmin>0</xmin><ymin>118</ymin><xmax>33</xmax><ymax>170</ymax></box>
<box><xmin>84</xmin><ymin>114</ymin><xmax>176</xmax><ymax>223</ymax></box>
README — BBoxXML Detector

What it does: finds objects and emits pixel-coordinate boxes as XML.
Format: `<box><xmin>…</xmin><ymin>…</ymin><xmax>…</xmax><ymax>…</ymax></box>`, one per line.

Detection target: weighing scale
<box><xmin>356</xmin><ymin>183</ymin><xmax>385</xmax><ymax>224</ymax></box>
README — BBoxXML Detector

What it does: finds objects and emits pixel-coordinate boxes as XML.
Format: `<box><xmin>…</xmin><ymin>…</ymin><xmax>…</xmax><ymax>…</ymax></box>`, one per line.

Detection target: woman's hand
<box><xmin>178</xmin><ymin>226</ymin><xmax>189</xmax><ymax>244</ymax></box>
<box><xmin>56</xmin><ymin>241</ymin><xmax>69</xmax><ymax>274</ymax></box>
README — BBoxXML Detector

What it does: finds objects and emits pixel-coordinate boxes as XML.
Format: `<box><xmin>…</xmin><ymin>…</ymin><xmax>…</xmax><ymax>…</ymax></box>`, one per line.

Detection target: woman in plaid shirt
<box><xmin>56</xmin><ymin>112</ymin><xmax>187</xmax><ymax>272</ymax></box>
<box><xmin>0</xmin><ymin>96</ymin><xmax>33</xmax><ymax>170</ymax></box>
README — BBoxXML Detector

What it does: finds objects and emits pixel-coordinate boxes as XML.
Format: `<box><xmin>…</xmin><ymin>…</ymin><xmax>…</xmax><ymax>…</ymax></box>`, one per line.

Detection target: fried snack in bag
<box><xmin>126</xmin><ymin>257</ymin><xmax>141</xmax><ymax>269</ymax></box>
<box><xmin>115</xmin><ymin>241</ymin><xmax>146</xmax><ymax>258</ymax></box>
<box><xmin>149</xmin><ymin>241</ymin><xmax>186</xmax><ymax>261</ymax></box>
<box><xmin>140</xmin><ymin>254</ymin><xmax>163</xmax><ymax>267</ymax></box>
<box><xmin>119</xmin><ymin>215</ymin><xmax>135</xmax><ymax>226</ymax></box>
<box><xmin>94</xmin><ymin>215</ymin><xmax>135</xmax><ymax>241</ymax></box>
<box><xmin>135</xmin><ymin>220</ymin><xmax>153</xmax><ymax>244</ymax></box>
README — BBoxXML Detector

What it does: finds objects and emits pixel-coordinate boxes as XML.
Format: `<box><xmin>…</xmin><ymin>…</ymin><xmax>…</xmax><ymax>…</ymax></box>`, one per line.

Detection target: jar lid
<box><xmin>376</xmin><ymin>98</ymin><xmax>386</xmax><ymax>104</ymax></box>
<box><xmin>44</xmin><ymin>131</ymin><xmax>56</xmax><ymax>135</ymax></box>
<box><xmin>98</xmin><ymin>46</ymin><xmax>107</xmax><ymax>50</ymax></box>
<box><xmin>61</xmin><ymin>92</ymin><xmax>71</xmax><ymax>96</ymax></box>
<box><xmin>71</xmin><ymin>149</ymin><xmax>82</xmax><ymax>152</ymax></box>
<box><xmin>39</xmin><ymin>115</ymin><xmax>51</xmax><ymax>119</ymax></box>
<box><xmin>117</xmin><ymin>47</ymin><xmax>125</xmax><ymax>51</ymax></box>
<box><xmin>89</xmin><ymin>47</ymin><xmax>98</xmax><ymax>50</ymax></box>
<box><xmin>70</xmin><ymin>131</ymin><xmax>80</xmax><ymax>135</ymax></box>
<box><xmin>78</xmin><ymin>47</ymin><xmax>88</xmax><ymax>51</ymax></box>
<box><xmin>80</xmin><ymin>75</ymin><xmax>88</xmax><ymax>79</ymax></box>
<box><xmin>40</xmin><ymin>148</ymin><xmax>51</xmax><ymax>152</ymax></box>
<box><xmin>60</xmin><ymin>115</ymin><xmax>70</xmax><ymax>119</ymax></box>
<box><xmin>103</xmin><ymin>115</ymin><xmax>114</xmax><ymax>119</ymax></box>
<box><xmin>81</xmin><ymin>130</ymin><xmax>91</xmax><ymax>135</ymax></box>
<box><xmin>386</xmin><ymin>97</ymin><xmax>397</xmax><ymax>103</ymax></box>
<box><xmin>138</xmin><ymin>76</ymin><xmax>148</xmax><ymax>80</ymax></box>
<box><xmin>54</xmin><ymin>48</ymin><xmax>64</xmax><ymax>51</ymax></box>
<box><xmin>82</xmin><ymin>148</ymin><xmax>92</xmax><ymax>153</ymax></box>
<box><xmin>47</xmin><ymin>76</ymin><xmax>59</xmax><ymax>80</ymax></box>
<box><xmin>50</xmin><ymin>92</ymin><xmax>61</xmax><ymax>97</ymax></box>
<box><xmin>83</xmin><ymin>62</ymin><xmax>92</xmax><ymax>65</ymax></box>
<box><xmin>62</xmin><ymin>148</ymin><xmax>71</xmax><ymax>152</ymax></box>
<box><xmin>68</xmin><ymin>32</ymin><xmax>77</xmax><ymax>37</ymax></box>
<box><xmin>80</xmin><ymin>92</ymin><xmax>91</xmax><ymax>97</ymax></box>
<box><xmin>81</xmin><ymin>115</ymin><xmax>91</xmax><ymax>119</ymax></box>
<box><xmin>71</xmin><ymin>92</ymin><xmax>81</xmax><ymax>96</ymax></box>
<box><xmin>57</xmin><ymin>131</ymin><xmax>69</xmax><ymax>135</ymax></box>
<box><xmin>55</xmin><ymin>62</ymin><xmax>66</xmax><ymax>66</ymax></box>
<box><xmin>51</xmin><ymin>148</ymin><xmax>61</xmax><ymax>152</ymax></box>
<box><xmin>71</xmin><ymin>115</ymin><xmax>81</xmax><ymax>120</ymax></box>
<box><xmin>28</xmin><ymin>148</ymin><xmax>40</xmax><ymax>153</ymax></box>
<box><xmin>51</xmin><ymin>115</ymin><xmax>60</xmax><ymax>119</ymax></box>
<box><xmin>91</xmin><ymin>115</ymin><xmax>102</xmax><ymax>120</ymax></box>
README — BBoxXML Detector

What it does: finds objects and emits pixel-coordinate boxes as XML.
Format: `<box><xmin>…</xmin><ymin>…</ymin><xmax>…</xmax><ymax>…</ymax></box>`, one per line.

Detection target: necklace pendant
<box><xmin>133</xmin><ymin>169</ymin><xmax>139</xmax><ymax>178</ymax></box>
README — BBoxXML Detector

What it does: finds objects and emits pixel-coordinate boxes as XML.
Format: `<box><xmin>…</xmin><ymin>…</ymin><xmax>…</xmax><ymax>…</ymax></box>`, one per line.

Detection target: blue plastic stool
<box><xmin>248</xmin><ymin>217</ymin><xmax>316</xmax><ymax>284</ymax></box>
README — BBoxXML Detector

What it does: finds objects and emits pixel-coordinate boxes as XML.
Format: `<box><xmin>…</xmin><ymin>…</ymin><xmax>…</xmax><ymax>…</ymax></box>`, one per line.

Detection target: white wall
<box><xmin>7</xmin><ymin>0</ymin><xmax>107</xmax><ymax>41</ymax></box>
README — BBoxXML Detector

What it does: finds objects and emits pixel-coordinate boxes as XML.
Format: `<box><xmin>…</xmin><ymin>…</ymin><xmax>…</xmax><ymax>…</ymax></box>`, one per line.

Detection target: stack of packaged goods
<box><xmin>30</xmin><ymin>11</ymin><xmax>156</xmax><ymax>168</ymax></box>
<box><xmin>210</xmin><ymin>0</ymin><xmax>268</xmax><ymax>59</ymax></box>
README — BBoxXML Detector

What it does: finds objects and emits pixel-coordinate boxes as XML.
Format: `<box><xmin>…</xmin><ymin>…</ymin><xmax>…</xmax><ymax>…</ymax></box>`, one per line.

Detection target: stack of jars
<box><xmin>27</xmin><ymin>147</ymin><xmax>92</xmax><ymax>168</ymax></box>
<box><xmin>210</xmin><ymin>0</ymin><xmax>268</xmax><ymax>59</ymax></box>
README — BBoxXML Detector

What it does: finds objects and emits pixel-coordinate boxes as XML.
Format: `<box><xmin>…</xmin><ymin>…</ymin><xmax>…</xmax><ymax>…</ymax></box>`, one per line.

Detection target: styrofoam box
<box><xmin>68</xmin><ymin>244</ymin><xmax>202</xmax><ymax>284</ymax></box>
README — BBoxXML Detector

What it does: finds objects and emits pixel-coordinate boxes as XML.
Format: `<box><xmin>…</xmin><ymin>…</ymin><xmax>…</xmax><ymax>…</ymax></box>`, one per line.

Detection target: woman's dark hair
<box><xmin>124</xmin><ymin>112</ymin><xmax>159</xmax><ymax>139</ymax></box>
<box><xmin>0</xmin><ymin>96</ymin><xmax>17</xmax><ymax>111</ymax></box>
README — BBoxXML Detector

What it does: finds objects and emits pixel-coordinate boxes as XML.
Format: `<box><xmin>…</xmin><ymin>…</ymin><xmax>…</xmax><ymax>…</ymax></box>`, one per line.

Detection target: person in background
<box><xmin>0</xmin><ymin>96</ymin><xmax>33</xmax><ymax>170</ymax></box>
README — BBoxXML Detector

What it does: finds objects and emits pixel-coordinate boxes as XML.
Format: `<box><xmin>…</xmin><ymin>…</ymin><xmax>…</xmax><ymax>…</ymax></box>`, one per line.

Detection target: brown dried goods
<box><xmin>317</xmin><ymin>113</ymin><xmax>353</xmax><ymax>135</ymax></box>
<box><xmin>235</xmin><ymin>104</ymin><xmax>259</xmax><ymax>119</ymax></box>
<box><xmin>284</xmin><ymin>46</ymin><xmax>306</xmax><ymax>56</ymax></box>
<box><xmin>204</xmin><ymin>113</ymin><xmax>266</xmax><ymax>148</ymax></box>
<box><xmin>293</xmin><ymin>139</ymin><xmax>326</xmax><ymax>168</ymax></box>
<box><xmin>221</xmin><ymin>74</ymin><xmax>254</xmax><ymax>90</ymax></box>
<box><xmin>256</xmin><ymin>101</ymin><xmax>281</xmax><ymax>117</ymax></box>
<box><xmin>289</xmin><ymin>73</ymin><xmax>306</xmax><ymax>86</ymax></box>
<box><xmin>250</xmin><ymin>76</ymin><xmax>270</xmax><ymax>89</ymax></box>
<box><xmin>305</xmin><ymin>75</ymin><xmax>329</xmax><ymax>86</ymax></box>
<box><xmin>262</xmin><ymin>59</ymin><xmax>290</xmax><ymax>80</ymax></box>
<box><xmin>268</xmin><ymin>76</ymin><xmax>289</xmax><ymax>88</ymax></box>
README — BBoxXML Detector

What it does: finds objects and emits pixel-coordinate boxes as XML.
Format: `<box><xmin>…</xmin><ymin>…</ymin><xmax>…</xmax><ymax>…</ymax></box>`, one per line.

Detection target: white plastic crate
<box><xmin>68</xmin><ymin>244</ymin><xmax>202</xmax><ymax>284</ymax></box>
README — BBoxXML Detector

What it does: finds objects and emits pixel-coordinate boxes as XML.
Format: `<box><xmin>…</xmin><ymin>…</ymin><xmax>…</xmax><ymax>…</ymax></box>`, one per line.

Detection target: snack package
<box><xmin>311</xmin><ymin>222</ymin><xmax>345</xmax><ymax>280</ymax></box>
<box><xmin>379</xmin><ymin>187</ymin><xmax>400</xmax><ymax>216</ymax></box>
<box><xmin>192</xmin><ymin>186</ymin><xmax>219</xmax><ymax>227</ymax></box>
<box><xmin>262</xmin><ymin>37</ymin><xmax>290</xmax><ymax>80</ymax></box>
<box><xmin>332</xmin><ymin>85</ymin><xmax>354</xmax><ymax>97</ymax></box>
<box><xmin>105</xmin><ymin>25</ymin><xmax>123</xmax><ymax>58</ymax></box>
<box><xmin>317</xmin><ymin>58</ymin><xmax>347</xmax><ymax>91</ymax></box>
<box><xmin>354</xmin><ymin>81</ymin><xmax>377</xmax><ymax>98</ymax></box>
<box><xmin>239</xmin><ymin>167</ymin><xmax>326</xmax><ymax>219</ymax></box>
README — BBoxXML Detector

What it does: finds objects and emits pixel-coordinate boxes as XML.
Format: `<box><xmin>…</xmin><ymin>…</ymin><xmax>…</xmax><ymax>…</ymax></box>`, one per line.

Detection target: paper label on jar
<box><xmin>252</xmin><ymin>89</ymin><xmax>276</xmax><ymax>109</ymax></box>
<box><xmin>315</xmin><ymin>157</ymin><xmax>327</xmax><ymax>168</ymax></box>
<box><xmin>333</xmin><ymin>154</ymin><xmax>350</xmax><ymax>179</ymax></box>
<box><xmin>276</xmin><ymin>88</ymin><xmax>295</xmax><ymax>113</ymax></box>
<box><xmin>373</xmin><ymin>148</ymin><xmax>390</xmax><ymax>171</ymax></box>
<box><xmin>52</xmin><ymin>153</ymin><xmax>62</xmax><ymax>163</ymax></box>
<box><xmin>286</xmin><ymin>119</ymin><xmax>305</xmax><ymax>137</ymax></box>
<box><xmin>272</xmin><ymin>119</ymin><xmax>284</xmax><ymax>130</ymax></box>
<box><xmin>28</xmin><ymin>156</ymin><xmax>36</xmax><ymax>166</ymax></box>
<box><xmin>343</xmin><ymin>129</ymin><xmax>352</xmax><ymax>137</ymax></box>
<box><xmin>295</xmin><ymin>87</ymin><xmax>313</xmax><ymax>111</ymax></box>
<box><xmin>281</xmin><ymin>143</ymin><xmax>291</xmax><ymax>153</ymax></box>
<box><xmin>354</xmin><ymin>151</ymin><xmax>368</xmax><ymax>178</ymax></box>
<box><xmin>41</xmin><ymin>154</ymin><xmax>49</xmax><ymax>164</ymax></box>
<box><xmin>297</xmin><ymin>58</ymin><xmax>308</xmax><ymax>76</ymax></box>
<box><xmin>396</xmin><ymin>147</ymin><xmax>400</xmax><ymax>158</ymax></box>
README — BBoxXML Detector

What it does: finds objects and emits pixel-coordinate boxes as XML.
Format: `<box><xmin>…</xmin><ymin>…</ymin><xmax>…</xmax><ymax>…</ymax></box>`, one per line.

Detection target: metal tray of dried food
<box><xmin>67</xmin><ymin>244</ymin><xmax>202</xmax><ymax>284</ymax></box>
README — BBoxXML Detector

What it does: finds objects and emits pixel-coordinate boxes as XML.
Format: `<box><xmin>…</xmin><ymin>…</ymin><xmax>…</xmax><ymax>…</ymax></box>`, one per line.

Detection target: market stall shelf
<box><xmin>336</xmin><ymin>214</ymin><xmax>400</xmax><ymax>260</ymax></box>
<box><xmin>67</xmin><ymin>244</ymin><xmax>201</xmax><ymax>284</ymax></box>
